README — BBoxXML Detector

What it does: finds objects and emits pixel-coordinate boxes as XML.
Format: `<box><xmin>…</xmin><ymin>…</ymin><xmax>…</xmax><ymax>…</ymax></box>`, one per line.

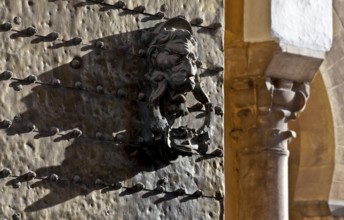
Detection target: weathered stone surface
<box><xmin>0</xmin><ymin>1</ymin><xmax>224</xmax><ymax>219</ymax></box>
<box><xmin>224</xmin><ymin>40</ymin><xmax>278</xmax><ymax>220</ymax></box>
<box><xmin>243</xmin><ymin>0</ymin><xmax>272</xmax><ymax>42</ymax></box>
<box><xmin>265</xmin><ymin>52</ymin><xmax>323</xmax><ymax>83</ymax></box>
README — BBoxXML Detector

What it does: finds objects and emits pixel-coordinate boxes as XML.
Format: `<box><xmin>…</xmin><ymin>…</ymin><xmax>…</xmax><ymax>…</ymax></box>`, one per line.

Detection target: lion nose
<box><xmin>186</xmin><ymin>71</ymin><xmax>194</xmax><ymax>77</ymax></box>
<box><xmin>184</xmin><ymin>65</ymin><xmax>196</xmax><ymax>77</ymax></box>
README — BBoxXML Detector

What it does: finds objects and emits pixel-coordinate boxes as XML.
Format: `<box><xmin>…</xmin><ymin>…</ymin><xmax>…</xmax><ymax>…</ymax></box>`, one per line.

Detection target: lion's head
<box><xmin>145</xmin><ymin>18</ymin><xmax>198</xmax><ymax>119</ymax></box>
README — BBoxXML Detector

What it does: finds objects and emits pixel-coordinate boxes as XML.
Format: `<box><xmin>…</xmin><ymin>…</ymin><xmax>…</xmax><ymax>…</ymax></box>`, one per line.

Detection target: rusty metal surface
<box><xmin>0</xmin><ymin>0</ymin><xmax>224</xmax><ymax>219</ymax></box>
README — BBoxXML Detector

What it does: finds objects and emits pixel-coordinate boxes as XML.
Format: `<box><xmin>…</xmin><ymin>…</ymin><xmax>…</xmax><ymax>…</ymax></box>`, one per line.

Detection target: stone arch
<box><xmin>290</xmin><ymin>72</ymin><xmax>335</xmax><ymax>218</ymax></box>
<box><xmin>291</xmin><ymin>4</ymin><xmax>344</xmax><ymax>217</ymax></box>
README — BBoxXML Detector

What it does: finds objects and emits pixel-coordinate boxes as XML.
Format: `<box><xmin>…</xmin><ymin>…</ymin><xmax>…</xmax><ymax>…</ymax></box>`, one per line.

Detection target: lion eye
<box><xmin>173</xmin><ymin>54</ymin><xmax>184</xmax><ymax>65</ymax></box>
<box><xmin>188</xmin><ymin>53</ymin><xmax>196</xmax><ymax>60</ymax></box>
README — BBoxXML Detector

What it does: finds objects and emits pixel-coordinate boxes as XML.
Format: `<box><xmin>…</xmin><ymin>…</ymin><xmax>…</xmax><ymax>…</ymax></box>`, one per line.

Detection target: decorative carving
<box><xmin>235</xmin><ymin>75</ymin><xmax>311</xmax><ymax>220</ymax></box>
<box><xmin>139</xmin><ymin>18</ymin><xmax>215</xmax><ymax>163</ymax></box>
<box><xmin>235</xmin><ymin>77</ymin><xmax>309</xmax><ymax>156</ymax></box>
<box><xmin>257</xmin><ymin>77</ymin><xmax>309</xmax><ymax>150</ymax></box>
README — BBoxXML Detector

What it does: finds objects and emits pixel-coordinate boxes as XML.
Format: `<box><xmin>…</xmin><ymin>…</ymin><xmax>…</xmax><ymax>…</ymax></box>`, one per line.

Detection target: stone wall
<box><xmin>0</xmin><ymin>1</ymin><xmax>224</xmax><ymax>219</ymax></box>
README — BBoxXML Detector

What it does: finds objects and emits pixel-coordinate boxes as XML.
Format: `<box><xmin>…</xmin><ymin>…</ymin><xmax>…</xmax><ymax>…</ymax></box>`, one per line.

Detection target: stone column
<box><xmin>238</xmin><ymin>77</ymin><xmax>310</xmax><ymax>220</ymax></box>
<box><xmin>232</xmin><ymin>0</ymin><xmax>332</xmax><ymax>219</ymax></box>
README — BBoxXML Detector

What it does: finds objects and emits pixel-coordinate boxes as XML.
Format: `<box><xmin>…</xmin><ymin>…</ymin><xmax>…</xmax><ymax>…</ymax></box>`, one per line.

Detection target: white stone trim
<box><xmin>279</xmin><ymin>43</ymin><xmax>326</xmax><ymax>59</ymax></box>
<box><xmin>271</xmin><ymin>0</ymin><xmax>333</xmax><ymax>58</ymax></box>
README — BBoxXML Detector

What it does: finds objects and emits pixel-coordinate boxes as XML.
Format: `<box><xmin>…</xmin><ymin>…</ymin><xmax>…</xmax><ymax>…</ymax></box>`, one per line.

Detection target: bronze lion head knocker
<box><xmin>137</xmin><ymin>18</ymin><xmax>214</xmax><ymax>163</ymax></box>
